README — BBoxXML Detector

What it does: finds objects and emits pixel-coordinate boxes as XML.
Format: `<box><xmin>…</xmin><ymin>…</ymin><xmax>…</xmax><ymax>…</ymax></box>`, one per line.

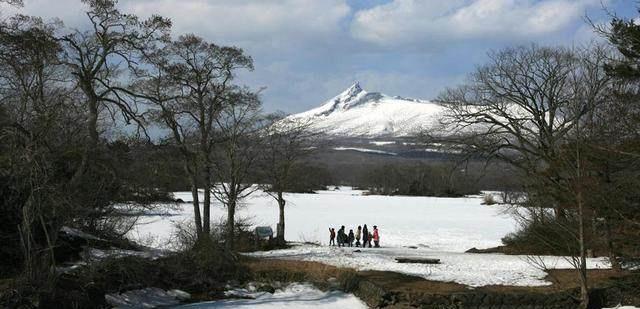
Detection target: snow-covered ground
<box><xmin>129</xmin><ymin>187</ymin><xmax>611</xmax><ymax>287</ymax></box>
<box><xmin>369</xmin><ymin>141</ymin><xmax>396</xmax><ymax>146</ymax></box>
<box><xmin>176</xmin><ymin>283</ymin><xmax>367</xmax><ymax>309</ymax></box>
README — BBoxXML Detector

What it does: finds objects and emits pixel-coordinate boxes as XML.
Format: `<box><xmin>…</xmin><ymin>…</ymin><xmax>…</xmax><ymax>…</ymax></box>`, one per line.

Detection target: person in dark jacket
<box><xmin>362</xmin><ymin>225</ymin><xmax>369</xmax><ymax>248</ymax></box>
<box><xmin>329</xmin><ymin>228</ymin><xmax>335</xmax><ymax>246</ymax></box>
<box><xmin>337</xmin><ymin>226</ymin><xmax>346</xmax><ymax>247</ymax></box>
<box><xmin>348</xmin><ymin>229</ymin><xmax>355</xmax><ymax>247</ymax></box>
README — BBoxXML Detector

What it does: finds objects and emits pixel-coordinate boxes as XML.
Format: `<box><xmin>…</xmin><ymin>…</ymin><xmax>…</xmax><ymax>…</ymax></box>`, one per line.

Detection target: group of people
<box><xmin>329</xmin><ymin>224</ymin><xmax>380</xmax><ymax>248</ymax></box>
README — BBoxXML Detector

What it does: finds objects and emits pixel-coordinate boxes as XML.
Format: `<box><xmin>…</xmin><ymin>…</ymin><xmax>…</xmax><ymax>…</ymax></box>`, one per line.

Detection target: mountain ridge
<box><xmin>288</xmin><ymin>82</ymin><xmax>445</xmax><ymax>138</ymax></box>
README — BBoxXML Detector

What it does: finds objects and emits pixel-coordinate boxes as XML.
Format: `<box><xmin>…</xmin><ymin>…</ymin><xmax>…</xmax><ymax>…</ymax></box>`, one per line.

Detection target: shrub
<box><xmin>482</xmin><ymin>194</ymin><xmax>497</xmax><ymax>205</ymax></box>
<box><xmin>501</xmin><ymin>215</ymin><xmax>581</xmax><ymax>256</ymax></box>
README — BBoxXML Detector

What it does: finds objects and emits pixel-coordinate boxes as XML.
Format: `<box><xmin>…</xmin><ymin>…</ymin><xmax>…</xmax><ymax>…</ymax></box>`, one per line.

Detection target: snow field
<box><xmin>130</xmin><ymin>187</ymin><xmax>517</xmax><ymax>252</ymax></box>
<box><xmin>128</xmin><ymin>187</ymin><xmax>611</xmax><ymax>288</ymax></box>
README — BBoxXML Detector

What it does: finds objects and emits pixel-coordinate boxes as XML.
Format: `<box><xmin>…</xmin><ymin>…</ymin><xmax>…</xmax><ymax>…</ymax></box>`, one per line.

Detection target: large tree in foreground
<box><xmin>435</xmin><ymin>45</ymin><xmax>611</xmax><ymax>309</ymax></box>
<box><xmin>140</xmin><ymin>34</ymin><xmax>254</xmax><ymax>239</ymax></box>
<box><xmin>59</xmin><ymin>0</ymin><xmax>170</xmax><ymax>188</ymax></box>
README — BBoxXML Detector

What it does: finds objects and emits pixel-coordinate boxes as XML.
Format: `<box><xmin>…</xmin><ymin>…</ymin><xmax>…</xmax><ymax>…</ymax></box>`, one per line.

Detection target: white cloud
<box><xmin>4</xmin><ymin>0</ymin><xmax>351</xmax><ymax>51</ymax></box>
<box><xmin>350</xmin><ymin>0</ymin><xmax>604</xmax><ymax>46</ymax></box>
<box><xmin>121</xmin><ymin>0</ymin><xmax>351</xmax><ymax>50</ymax></box>
<box><xmin>1</xmin><ymin>0</ymin><xmax>86</xmax><ymax>27</ymax></box>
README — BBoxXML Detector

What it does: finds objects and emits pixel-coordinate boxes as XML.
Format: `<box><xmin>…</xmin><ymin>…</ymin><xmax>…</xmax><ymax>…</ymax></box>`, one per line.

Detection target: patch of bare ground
<box><xmin>243</xmin><ymin>258</ymin><xmax>638</xmax><ymax>308</ymax></box>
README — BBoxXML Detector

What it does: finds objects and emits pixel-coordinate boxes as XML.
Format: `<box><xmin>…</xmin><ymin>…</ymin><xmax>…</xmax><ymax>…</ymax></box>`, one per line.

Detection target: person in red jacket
<box><xmin>373</xmin><ymin>225</ymin><xmax>380</xmax><ymax>248</ymax></box>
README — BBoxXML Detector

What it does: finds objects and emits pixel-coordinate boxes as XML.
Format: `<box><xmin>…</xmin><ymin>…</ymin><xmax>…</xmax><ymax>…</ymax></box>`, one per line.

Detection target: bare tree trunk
<box><xmin>577</xmin><ymin>189</ymin><xmax>589</xmax><ymax>309</ymax></box>
<box><xmin>38</xmin><ymin>213</ymin><xmax>56</xmax><ymax>273</ymax></box>
<box><xmin>71</xmin><ymin>94</ymin><xmax>99</xmax><ymax>185</ymax></box>
<box><xmin>226</xmin><ymin>197</ymin><xmax>236</xmax><ymax>250</ymax></box>
<box><xmin>576</xmin><ymin>128</ymin><xmax>589</xmax><ymax>309</ymax></box>
<box><xmin>603</xmin><ymin>217</ymin><xmax>621</xmax><ymax>271</ymax></box>
<box><xmin>189</xmin><ymin>174</ymin><xmax>203</xmax><ymax>236</ymax></box>
<box><xmin>203</xmin><ymin>164</ymin><xmax>211</xmax><ymax>234</ymax></box>
<box><xmin>19</xmin><ymin>201</ymin><xmax>34</xmax><ymax>279</ymax></box>
<box><xmin>87</xmin><ymin>96</ymin><xmax>99</xmax><ymax>149</ymax></box>
<box><xmin>277</xmin><ymin>191</ymin><xmax>286</xmax><ymax>244</ymax></box>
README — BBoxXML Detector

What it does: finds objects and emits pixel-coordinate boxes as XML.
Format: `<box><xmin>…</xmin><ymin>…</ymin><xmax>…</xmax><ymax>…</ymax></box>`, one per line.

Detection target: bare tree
<box><xmin>436</xmin><ymin>45</ymin><xmax>610</xmax><ymax>217</ymax></box>
<box><xmin>134</xmin><ymin>48</ymin><xmax>205</xmax><ymax>236</ymax></box>
<box><xmin>0</xmin><ymin>14</ymin><xmax>81</xmax><ymax>283</ymax></box>
<box><xmin>436</xmin><ymin>45</ymin><xmax>611</xmax><ymax>309</ymax></box>
<box><xmin>58</xmin><ymin>0</ymin><xmax>170</xmax><ymax>186</ymax></box>
<box><xmin>139</xmin><ymin>34</ymin><xmax>253</xmax><ymax>238</ymax></box>
<box><xmin>259</xmin><ymin>114</ymin><xmax>318</xmax><ymax>245</ymax></box>
<box><xmin>211</xmin><ymin>89</ymin><xmax>262</xmax><ymax>250</ymax></box>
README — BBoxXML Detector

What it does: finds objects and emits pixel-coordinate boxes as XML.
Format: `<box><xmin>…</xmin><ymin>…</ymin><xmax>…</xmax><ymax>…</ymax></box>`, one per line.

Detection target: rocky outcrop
<box><xmin>105</xmin><ymin>287</ymin><xmax>191</xmax><ymax>308</ymax></box>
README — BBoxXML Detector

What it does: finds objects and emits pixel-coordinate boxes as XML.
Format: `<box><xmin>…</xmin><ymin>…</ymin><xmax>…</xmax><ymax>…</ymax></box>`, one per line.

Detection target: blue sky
<box><xmin>3</xmin><ymin>0</ymin><xmax>637</xmax><ymax>113</ymax></box>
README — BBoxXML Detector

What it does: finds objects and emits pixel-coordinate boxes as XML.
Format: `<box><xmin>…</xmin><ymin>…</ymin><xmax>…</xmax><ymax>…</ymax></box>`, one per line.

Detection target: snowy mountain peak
<box><xmin>297</xmin><ymin>82</ymin><xmax>385</xmax><ymax>118</ymax></box>
<box><xmin>344</xmin><ymin>81</ymin><xmax>363</xmax><ymax>97</ymax></box>
<box><xmin>288</xmin><ymin>82</ymin><xmax>446</xmax><ymax>138</ymax></box>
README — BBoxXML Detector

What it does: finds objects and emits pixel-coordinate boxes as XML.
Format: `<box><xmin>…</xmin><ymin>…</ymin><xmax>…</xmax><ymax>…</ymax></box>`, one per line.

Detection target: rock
<box><xmin>257</xmin><ymin>285</ymin><xmax>275</xmax><ymax>294</ymax></box>
<box><xmin>353</xmin><ymin>249</ymin><xmax>361</xmax><ymax>253</ymax></box>
<box><xmin>105</xmin><ymin>287</ymin><xmax>182</xmax><ymax>308</ymax></box>
<box><xmin>327</xmin><ymin>277</ymin><xmax>341</xmax><ymax>289</ymax></box>
<box><xmin>167</xmin><ymin>289</ymin><xmax>191</xmax><ymax>301</ymax></box>
<box><xmin>465</xmin><ymin>246</ymin><xmax>505</xmax><ymax>254</ymax></box>
<box><xmin>246</xmin><ymin>283</ymin><xmax>257</xmax><ymax>292</ymax></box>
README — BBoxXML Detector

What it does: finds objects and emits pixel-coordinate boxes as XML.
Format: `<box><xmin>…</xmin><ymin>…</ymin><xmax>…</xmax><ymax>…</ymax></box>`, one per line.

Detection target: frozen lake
<box><xmin>131</xmin><ymin>187</ymin><xmax>518</xmax><ymax>252</ymax></box>
<box><xmin>129</xmin><ymin>187</ymin><xmax>610</xmax><ymax>287</ymax></box>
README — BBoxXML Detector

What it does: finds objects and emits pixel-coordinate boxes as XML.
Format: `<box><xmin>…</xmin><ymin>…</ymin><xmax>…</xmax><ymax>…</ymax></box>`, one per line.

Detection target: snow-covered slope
<box><xmin>288</xmin><ymin>82</ymin><xmax>445</xmax><ymax>138</ymax></box>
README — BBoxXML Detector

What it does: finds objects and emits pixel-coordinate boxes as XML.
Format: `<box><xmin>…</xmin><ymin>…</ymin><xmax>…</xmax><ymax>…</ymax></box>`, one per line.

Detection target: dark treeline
<box><xmin>363</xmin><ymin>162</ymin><xmax>477</xmax><ymax>197</ymax></box>
<box><xmin>304</xmin><ymin>148</ymin><xmax>522</xmax><ymax>197</ymax></box>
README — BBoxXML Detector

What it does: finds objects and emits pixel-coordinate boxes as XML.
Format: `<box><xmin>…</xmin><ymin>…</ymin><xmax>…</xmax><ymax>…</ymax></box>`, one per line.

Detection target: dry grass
<box><xmin>244</xmin><ymin>258</ymin><xmax>349</xmax><ymax>283</ymax></box>
<box><xmin>244</xmin><ymin>258</ymin><xmax>632</xmax><ymax>295</ymax></box>
<box><xmin>358</xmin><ymin>270</ymin><xmax>467</xmax><ymax>294</ymax></box>
<box><xmin>478</xmin><ymin>269</ymin><xmax>630</xmax><ymax>294</ymax></box>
